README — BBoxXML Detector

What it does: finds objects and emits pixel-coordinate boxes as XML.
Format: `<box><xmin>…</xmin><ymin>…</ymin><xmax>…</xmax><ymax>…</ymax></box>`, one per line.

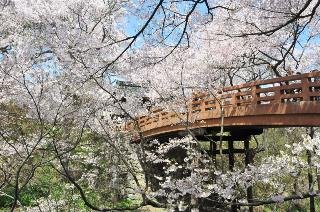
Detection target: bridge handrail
<box><xmin>127</xmin><ymin>70</ymin><xmax>320</xmax><ymax>131</ymax></box>
<box><xmin>223</xmin><ymin>71</ymin><xmax>320</xmax><ymax>91</ymax></box>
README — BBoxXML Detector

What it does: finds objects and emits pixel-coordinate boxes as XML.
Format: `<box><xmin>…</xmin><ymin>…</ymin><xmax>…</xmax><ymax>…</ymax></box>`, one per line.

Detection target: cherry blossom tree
<box><xmin>1</xmin><ymin>0</ymin><xmax>320</xmax><ymax>211</ymax></box>
<box><xmin>0</xmin><ymin>0</ymin><xmax>150</xmax><ymax>210</ymax></box>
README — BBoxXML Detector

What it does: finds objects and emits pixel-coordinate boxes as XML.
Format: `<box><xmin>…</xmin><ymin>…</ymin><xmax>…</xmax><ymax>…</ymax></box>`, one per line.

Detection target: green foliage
<box><xmin>0</xmin><ymin>166</ymin><xmax>59</xmax><ymax>208</ymax></box>
<box><xmin>0</xmin><ymin>184</ymin><xmax>49</xmax><ymax>208</ymax></box>
<box><xmin>115</xmin><ymin>198</ymin><xmax>137</xmax><ymax>208</ymax></box>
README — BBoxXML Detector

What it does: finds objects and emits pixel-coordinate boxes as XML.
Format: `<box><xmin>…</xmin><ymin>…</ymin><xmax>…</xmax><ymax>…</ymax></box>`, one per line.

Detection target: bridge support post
<box><xmin>197</xmin><ymin>129</ymin><xmax>262</xmax><ymax>211</ymax></box>
<box><xmin>210</xmin><ymin>140</ymin><xmax>217</xmax><ymax>166</ymax></box>
<box><xmin>228</xmin><ymin>140</ymin><xmax>234</xmax><ymax>171</ymax></box>
<box><xmin>228</xmin><ymin>140</ymin><xmax>238</xmax><ymax>212</ymax></box>
<box><xmin>308</xmin><ymin>127</ymin><xmax>315</xmax><ymax>212</ymax></box>
<box><xmin>244</xmin><ymin>138</ymin><xmax>254</xmax><ymax>212</ymax></box>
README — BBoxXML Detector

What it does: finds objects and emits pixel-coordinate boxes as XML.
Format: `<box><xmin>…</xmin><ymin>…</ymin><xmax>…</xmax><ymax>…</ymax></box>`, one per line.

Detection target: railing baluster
<box><xmin>252</xmin><ymin>85</ymin><xmax>259</xmax><ymax>105</ymax></box>
<box><xmin>274</xmin><ymin>83</ymin><xmax>281</xmax><ymax>103</ymax></box>
<box><xmin>302</xmin><ymin>76</ymin><xmax>311</xmax><ymax>101</ymax></box>
<box><xmin>231</xmin><ymin>93</ymin><xmax>237</xmax><ymax>106</ymax></box>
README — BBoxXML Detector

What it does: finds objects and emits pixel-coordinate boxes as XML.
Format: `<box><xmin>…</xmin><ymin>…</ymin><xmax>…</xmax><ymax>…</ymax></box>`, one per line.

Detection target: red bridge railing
<box><xmin>126</xmin><ymin>71</ymin><xmax>320</xmax><ymax>137</ymax></box>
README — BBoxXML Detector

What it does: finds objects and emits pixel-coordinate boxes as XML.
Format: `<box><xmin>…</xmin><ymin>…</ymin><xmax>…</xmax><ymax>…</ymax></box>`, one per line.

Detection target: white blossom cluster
<box><xmin>146</xmin><ymin>133</ymin><xmax>320</xmax><ymax>207</ymax></box>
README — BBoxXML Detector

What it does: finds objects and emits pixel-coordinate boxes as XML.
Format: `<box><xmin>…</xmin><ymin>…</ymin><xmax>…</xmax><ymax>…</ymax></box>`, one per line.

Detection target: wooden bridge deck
<box><xmin>126</xmin><ymin>71</ymin><xmax>320</xmax><ymax>138</ymax></box>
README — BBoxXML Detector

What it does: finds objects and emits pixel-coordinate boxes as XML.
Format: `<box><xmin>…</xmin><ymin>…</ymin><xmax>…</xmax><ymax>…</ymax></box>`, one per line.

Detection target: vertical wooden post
<box><xmin>252</xmin><ymin>85</ymin><xmax>259</xmax><ymax>105</ymax></box>
<box><xmin>308</xmin><ymin>127</ymin><xmax>315</xmax><ymax>212</ymax></box>
<box><xmin>210</xmin><ymin>141</ymin><xmax>217</xmax><ymax>166</ymax></box>
<box><xmin>228</xmin><ymin>140</ymin><xmax>234</xmax><ymax>171</ymax></box>
<box><xmin>244</xmin><ymin>138</ymin><xmax>254</xmax><ymax>212</ymax></box>
<box><xmin>302</xmin><ymin>77</ymin><xmax>311</xmax><ymax>101</ymax></box>
<box><xmin>307</xmin><ymin>150</ymin><xmax>315</xmax><ymax>212</ymax></box>
<box><xmin>228</xmin><ymin>140</ymin><xmax>237</xmax><ymax>211</ymax></box>
<box><xmin>231</xmin><ymin>93</ymin><xmax>237</xmax><ymax>106</ymax></box>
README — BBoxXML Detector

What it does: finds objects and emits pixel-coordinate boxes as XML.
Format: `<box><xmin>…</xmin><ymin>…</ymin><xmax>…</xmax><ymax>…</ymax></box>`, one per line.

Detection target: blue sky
<box><xmin>122</xmin><ymin>1</ymin><xmax>210</xmax><ymax>48</ymax></box>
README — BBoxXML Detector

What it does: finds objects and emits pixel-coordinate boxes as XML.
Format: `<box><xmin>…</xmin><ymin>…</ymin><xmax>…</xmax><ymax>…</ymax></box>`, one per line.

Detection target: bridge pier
<box><xmin>228</xmin><ymin>140</ymin><xmax>235</xmax><ymax>171</ymax></box>
<box><xmin>209</xmin><ymin>140</ymin><xmax>216</xmax><ymax>165</ymax></box>
<box><xmin>244</xmin><ymin>138</ymin><xmax>254</xmax><ymax>212</ymax></box>
<box><xmin>307</xmin><ymin>127</ymin><xmax>316</xmax><ymax>212</ymax></box>
<box><xmin>202</xmin><ymin>128</ymin><xmax>262</xmax><ymax>212</ymax></box>
<box><xmin>141</xmin><ymin>128</ymin><xmax>263</xmax><ymax>211</ymax></box>
<box><xmin>227</xmin><ymin>139</ymin><xmax>238</xmax><ymax>212</ymax></box>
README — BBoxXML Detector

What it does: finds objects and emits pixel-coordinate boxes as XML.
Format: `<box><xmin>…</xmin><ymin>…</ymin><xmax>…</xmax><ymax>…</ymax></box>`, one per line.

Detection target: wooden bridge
<box><xmin>125</xmin><ymin>70</ymin><xmax>320</xmax><ymax>212</ymax></box>
<box><xmin>126</xmin><ymin>71</ymin><xmax>320</xmax><ymax>139</ymax></box>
